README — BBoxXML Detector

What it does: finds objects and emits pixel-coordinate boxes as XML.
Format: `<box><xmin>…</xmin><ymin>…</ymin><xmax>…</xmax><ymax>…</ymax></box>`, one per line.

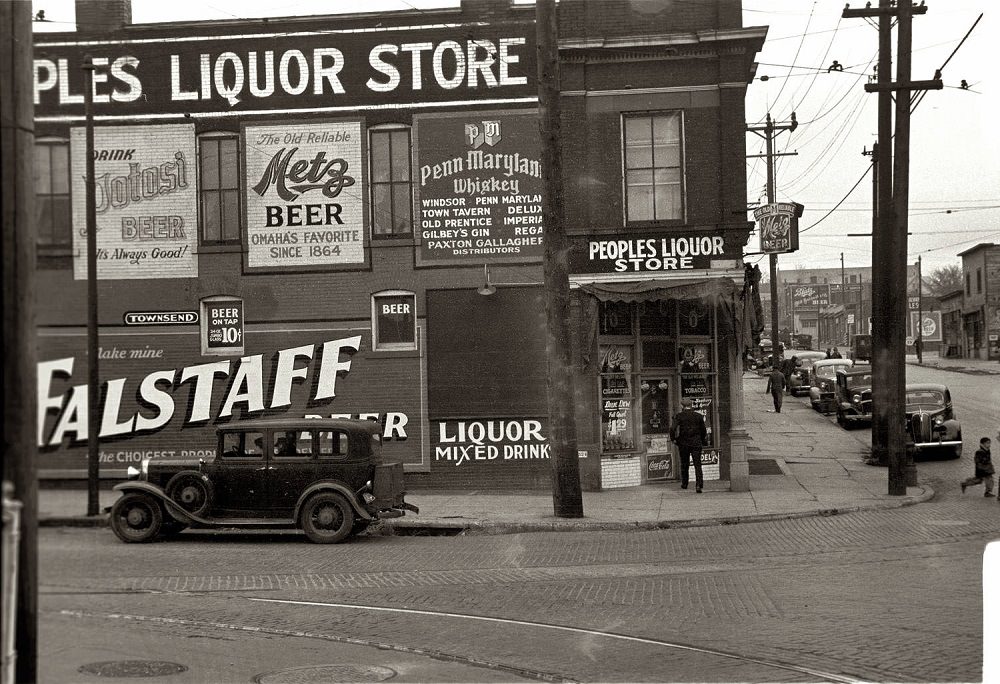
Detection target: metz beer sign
<box><xmin>754</xmin><ymin>202</ymin><xmax>803</xmax><ymax>254</ymax></box>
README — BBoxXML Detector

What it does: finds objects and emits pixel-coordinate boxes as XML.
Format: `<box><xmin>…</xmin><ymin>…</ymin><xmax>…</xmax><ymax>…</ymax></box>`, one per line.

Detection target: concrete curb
<box><xmin>44</xmin><ymin>485</ymin><xmax>934</xmax><ymax>534</ymax></box>
<box><xmin>906</xmin><ymin>361</ymin><xmax>1000</xmax><ymax>376</ymax></box>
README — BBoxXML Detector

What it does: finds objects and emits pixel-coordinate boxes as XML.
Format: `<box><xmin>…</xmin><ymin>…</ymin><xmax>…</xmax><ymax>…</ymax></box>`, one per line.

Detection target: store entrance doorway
<box><xmin>640</xmin><ymin>376</ymin><xmax>674</xmax><ymax>482</ymax></box>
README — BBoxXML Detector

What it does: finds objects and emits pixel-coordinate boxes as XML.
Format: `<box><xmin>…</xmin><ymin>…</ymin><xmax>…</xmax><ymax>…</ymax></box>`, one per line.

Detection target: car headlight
<box><xmin>933</xmin><ymin>416</ymin><xmax>944</xmax><ymax>425</ymax></box>
<box><xmin>126</xmin><ymin>465</ymin><xmax>141</xmax><ymax>480</ymax></box>
<box><xmin>853</xmin><ymin>394</ymin><xmax>862</xmax><ymax>403</ymax></box>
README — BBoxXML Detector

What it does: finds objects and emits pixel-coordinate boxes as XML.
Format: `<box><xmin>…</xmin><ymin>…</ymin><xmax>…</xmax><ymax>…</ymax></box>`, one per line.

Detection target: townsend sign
<box><xmin>34</xmin><ymin>28</ymin><xmax>536</xmax><ymax>118</ymax></box>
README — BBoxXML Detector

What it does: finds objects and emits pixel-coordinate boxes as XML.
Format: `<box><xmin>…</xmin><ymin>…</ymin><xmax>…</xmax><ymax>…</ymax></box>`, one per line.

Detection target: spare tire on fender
<box><xmin>165</xmin><ymin>471</ymin><xmax>214</xmax><ymax>517</ymax></box>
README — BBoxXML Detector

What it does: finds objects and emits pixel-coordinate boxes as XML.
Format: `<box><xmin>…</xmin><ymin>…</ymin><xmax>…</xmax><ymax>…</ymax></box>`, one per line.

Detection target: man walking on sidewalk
<box><xmin>672</xmin><ymin>398</ymin><xmax>708</xmax><ymax>493</ymax></box>
<box><xmin>766</xmin><ymin>366</ymin><xmax>786</xmax><ymax>413</ymax></box>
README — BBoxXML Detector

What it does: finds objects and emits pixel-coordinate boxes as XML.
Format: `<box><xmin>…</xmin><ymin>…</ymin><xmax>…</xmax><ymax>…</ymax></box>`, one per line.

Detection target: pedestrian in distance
<box><xmin>825</xmin><ymin>348</ymin><xmax>832</xmax><ymax>359</ymax></box>
<box><xmin>960</xmin><ymin>436</ymin><xmax>994</xmax><ymax>497</ymax></box>
<box><xmin>830</xmin><ymin>347</ymin><xmax>843</xmax><ymax>359</ymax></box>
<box><xmin>671</xmin><ymin>398</ymin><xmax>708</xmax><ymax>493</ymax></box>
<box><xmin>766</xmin><ymin>366</ymin><xmax>786</xmax><ymax>413</ymax></box>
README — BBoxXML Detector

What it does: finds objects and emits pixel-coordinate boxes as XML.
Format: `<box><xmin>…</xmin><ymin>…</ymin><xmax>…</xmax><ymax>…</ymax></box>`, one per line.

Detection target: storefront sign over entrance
<box><xmin>571</xmin><ymin>233</ymin><xmax>735</xmax><ymax>274</ymax></box>
<box><xmin>754</xmin><ymin>202</ymin><xmax>803</xmax><ymax>254</ymax></box>
<box><xmin>414</xmin><ymin>111</ymin><xmax>543</xmax><ymax>264</ymax></box>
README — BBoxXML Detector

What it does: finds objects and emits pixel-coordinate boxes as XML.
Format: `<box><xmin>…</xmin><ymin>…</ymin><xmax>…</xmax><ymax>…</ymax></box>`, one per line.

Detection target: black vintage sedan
<box><xmin>905</xmin><ymin>384</ymin><xmax>963</xmax><ymax>459</ymax></box>
<box><xmin>834</xmin><ymin>365</ymin><xmax>873</xmax><ymax>428</ymax></box>
<box><xmin>108</xmin><ymin>418</ymin><xmax>417</xmax><ymax>544</ymax></box>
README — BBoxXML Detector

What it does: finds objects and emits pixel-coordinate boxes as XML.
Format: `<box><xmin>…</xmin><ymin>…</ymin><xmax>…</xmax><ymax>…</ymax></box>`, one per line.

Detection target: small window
<box><xmin>199</xmin><ymin>134</ymin><xmax>241</xmax><ymax>244</ymax></box>
<box><xmin>369</xmin><ymin>127</ymin><xmax>412</xmax><ymax>237</ymax></box>
<box><xmin>977</xmin><ymin>268</ymin><xmax>982</xmax><ymax>293</ymax></box>
<box><xmin>372</xmin><ymin>290</ymin><xmax>417</xmax><ymax>351</ymax></box>
<box><xmin>317</xmin><ymin>431</ymin><xmax>350</xmax><ymax>459</ymax></box>
<box><xmin>273</xmin><ymin>430</ymin><xmax>310</xmax><ymax>458</ymax></box>
<box><xmin>623</xmin><ymin>112</ymin><xmax>683</xmax><ymax>223</ymax></box>
<box><xmin>966</xmin><ymin>273</ymin><xmax>971</xmax><ymax>295</ymax></box>
<box><xmin>34</xmin><ymin>139</ymin><xmax>72</xmax><ymax>250</ymax></box>
<box><xmin>222</xmin><ymin>431</ymin><xmax>264</xmax><ymax>459</ymax></box>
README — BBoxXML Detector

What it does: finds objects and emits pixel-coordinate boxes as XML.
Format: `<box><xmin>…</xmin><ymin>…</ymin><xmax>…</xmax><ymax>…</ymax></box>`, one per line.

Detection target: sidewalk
<box><xmin>906</xmin><ymin>350</ymin><xmax>1000</xmax><ymax>375</ymax></box>
<box><xmin>36</xmin><ymin>373</ymin><xmax>931</xmax><ymax>535</ymax></box>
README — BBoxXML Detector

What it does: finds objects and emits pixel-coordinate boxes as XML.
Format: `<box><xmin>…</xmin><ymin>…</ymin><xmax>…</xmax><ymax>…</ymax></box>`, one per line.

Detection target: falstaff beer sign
<box><xmin>414</xmin><ymin>111</ymin><xmax>544</xmax><ymax>264</ymax></box>
<box><xmin>244</xmin><ymin>120</ymin><xmax>366</xmax><ymax>270</ymax></box>
<box><xmin>70</xmin><ymin>123</ymin><xmax>199</xmax><ymax>279</ymax></box>
<box><xmin>754</xmin><ymin>202</ymin><xmax>804</xmax><ymax>254</ymax></box>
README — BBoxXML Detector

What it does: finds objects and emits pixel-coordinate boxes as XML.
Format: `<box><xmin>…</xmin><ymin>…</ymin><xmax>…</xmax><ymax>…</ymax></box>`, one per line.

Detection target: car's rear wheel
<box><xmin>110</xmin><ymin>493</ymin><xmax>163</xmax><ymax>543</ymax></box>
<box><xmin>300</xmin><ymin>492</ymin><xmax>354</xmax><ymax>544</ymax></box>
<box><xmin>165</xmin><ymin>471</ymin><xmax>214</xmax><ymax>517</ymax></box>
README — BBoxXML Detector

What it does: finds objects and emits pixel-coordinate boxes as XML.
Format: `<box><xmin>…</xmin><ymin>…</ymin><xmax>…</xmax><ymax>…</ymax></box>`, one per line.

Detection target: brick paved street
<box><xmin>39</xmin><ymin>493</ymin><xmax>996</xmax><ymax>683</ymax></box>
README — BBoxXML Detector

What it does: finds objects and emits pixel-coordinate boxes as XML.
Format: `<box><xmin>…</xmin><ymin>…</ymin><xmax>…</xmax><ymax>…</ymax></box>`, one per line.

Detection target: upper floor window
<box><xmin>199</xmin><ymin>134</ymin><xmax>240</xmax><ymax>244</ymax></box>
<box><xmin>369</xmin><ymin>127</ymin><xmax>412</xmax><ymax>237</ymax></box>
<box><xmin>34</xmin><ymin>139</ymin><xmax>71</xmax><ymax>250</ymax></box>
<box><xmin>977</xmin><ymin>268</ymin><xmax>983</xmax><ymax>293</ymax></box>
<box><xmin>623</xmin><ymin>112</ymin><xmax>683</xmax><ymax>223</ymax></box>
<box><xmin>966</xmin><ymin>273</ymin><xmax>971</xmax><ymax>295</ymax></box>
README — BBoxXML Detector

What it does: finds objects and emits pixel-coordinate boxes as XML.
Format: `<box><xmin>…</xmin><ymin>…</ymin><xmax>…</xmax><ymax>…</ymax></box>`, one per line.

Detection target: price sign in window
<box><xmin>201</xmin><ymin>296</ymin><xmax>244</xmax><ymax>356</ymax></box>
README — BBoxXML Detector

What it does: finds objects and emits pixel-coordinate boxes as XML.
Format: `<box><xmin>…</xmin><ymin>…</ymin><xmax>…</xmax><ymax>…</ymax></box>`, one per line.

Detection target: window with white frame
<box><xmin>198</xmin><ymin>133</ymin><xmax>241</xmax><ymax>244</ymax></box>
<box><xmin>623</xmin><ymin>112</ymin><xmax>683</xmax><ymax>223</ymax></box>
<box><xmin>369</xmin><ymin>126</ymin><xmax>412</xmax><ymax>237</ymax></box>
<box><xmin>372</xmin><ymin>290</ymin><xmax>416</xmax><ymax>351</ymax></box>
<box><xmin>34</xmin><ymin>138</ymin><xmax>72</xmax><ymax>250</ymax></box>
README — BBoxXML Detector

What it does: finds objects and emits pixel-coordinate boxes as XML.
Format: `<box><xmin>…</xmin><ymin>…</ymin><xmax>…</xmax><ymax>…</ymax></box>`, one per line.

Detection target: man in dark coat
<box><xmin>766</xmin><ymin>366</ymin><xmax>786</xmax><ymax>413</ymax></box>
<box><xmin>672</xmin><ymin>398</ymin><xmax>708</xmax><ymax>493</ymax></box>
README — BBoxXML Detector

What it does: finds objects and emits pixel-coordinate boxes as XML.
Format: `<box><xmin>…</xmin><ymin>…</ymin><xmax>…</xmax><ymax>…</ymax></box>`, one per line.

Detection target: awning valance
<box><xmin>576</xmin><ymin>277</ymin><xmax>738</xmax><ymax>303</ymax></box>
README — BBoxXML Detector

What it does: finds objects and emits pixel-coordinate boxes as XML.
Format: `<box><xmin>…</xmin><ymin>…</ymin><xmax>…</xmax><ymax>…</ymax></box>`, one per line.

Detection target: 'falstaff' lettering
<box><xmin>36</xmin><ymin>336</ymin><xmax>361</xmax><ymax>446</ymax></box>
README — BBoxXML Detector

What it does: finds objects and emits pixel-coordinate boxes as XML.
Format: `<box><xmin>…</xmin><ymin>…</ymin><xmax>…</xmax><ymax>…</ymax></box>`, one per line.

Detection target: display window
<box><xmin>599</xmin><ymin>344</ymin><xmax>635</xmax><ymax>452</ymax></box>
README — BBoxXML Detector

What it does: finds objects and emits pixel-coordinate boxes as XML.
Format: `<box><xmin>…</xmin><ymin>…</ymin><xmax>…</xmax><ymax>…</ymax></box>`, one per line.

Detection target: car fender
<box><xmin>941</xmin><ymin>418</ymin><xmax>961</xmax><ymax>441</ymax></box>
<box><xmin>112</xmin><ymin>481</ymin><xmax>206</xmax><ymax>525</ymax></box>
<box><xmin>294</xmin><ymin>481</ymin><xmax>372</xmax><ymax>522</ymax></box>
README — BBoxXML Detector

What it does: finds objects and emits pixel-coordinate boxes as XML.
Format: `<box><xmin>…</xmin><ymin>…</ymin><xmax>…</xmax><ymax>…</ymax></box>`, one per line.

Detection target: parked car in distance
<box><xmin>809</xmin><ymin>358</ymin><xmax>854</xmax><ymax>413</ymax></box>
<box><xmin>109</xmin><ymin>418</ymin><xmax>418</xmax><ymax>544</ymax></box>
<box><xmin>834</xmin><ymin>365</ymin><xmax>873</xmax><ymax>428</ymax></box>
<box><xmin>851</xmin><ymin>334</ymin><xmax>872</xmax><ymax>363</ymax></box>
<box><xmin>789</xmin><ymin>351</ymin><xmax>828</xmax><ymax>396</ymax></box>
<box><xmin>905</xmin><ymin>383</ymin><xmax>962</xmax><ymax>459</ymax></box>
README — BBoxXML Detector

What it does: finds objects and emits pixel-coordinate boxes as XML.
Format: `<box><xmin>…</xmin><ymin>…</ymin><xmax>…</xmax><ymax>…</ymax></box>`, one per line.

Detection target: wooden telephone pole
<box><xmin>537</xmin><ymin>0</ymin><xmax>583</xmax><ymax>517</ymax></box>
<box><xmin>1</xmin><ymin>2</ymin><xmax>39</xmax><ymax>680</ymax></box>
<box><xmin>844</xmin><ymin>0</ymin><xmax>941</xmax><ymax>494</ymax></box>
<box><xmin>747</xmin><ymin>113</ymin><xmax>797</xmax><ymax>353</ymax></box>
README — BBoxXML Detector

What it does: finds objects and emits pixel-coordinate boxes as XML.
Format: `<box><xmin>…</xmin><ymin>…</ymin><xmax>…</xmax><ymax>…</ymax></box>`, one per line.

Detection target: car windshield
<box><xmin>846</xmin><ymin>374</ymin><xmax>873</xmax><ymax>388</ymax></box>
<box><xmin>816</xmin><ymin>364</ymin><xmax>844</xmax><ymax>378</ymax></box>
<box><xmin>906</xmin><ymin>390</ymin><xmax>945</xmax><ymax>408</ymax></box>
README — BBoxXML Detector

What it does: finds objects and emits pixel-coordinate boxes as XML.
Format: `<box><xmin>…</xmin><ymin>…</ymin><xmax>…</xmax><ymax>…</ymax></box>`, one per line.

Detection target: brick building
<box><xmin>957</xmin><ymin>243</ymin><xmax>1000</xmax><ymax>360</ymax></box>
<box><xmin>32</xmin><ymin>0</ymin><xmax>764</xmax><ymax>490</ymax></box>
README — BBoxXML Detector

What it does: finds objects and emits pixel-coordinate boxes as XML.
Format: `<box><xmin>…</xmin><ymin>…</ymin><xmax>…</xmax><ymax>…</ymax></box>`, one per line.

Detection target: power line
<box><xmin>798</xmin><ymin>163</ymin><xmax>872</xmax><ymax>233</ymax></box>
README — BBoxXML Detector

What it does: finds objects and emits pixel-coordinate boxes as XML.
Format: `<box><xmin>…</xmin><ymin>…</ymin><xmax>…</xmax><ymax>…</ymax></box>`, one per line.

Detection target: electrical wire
<box><xmin>798</xmin><ymin>163</ymin><xmax>872</xmax><ymax>234</ymax></box>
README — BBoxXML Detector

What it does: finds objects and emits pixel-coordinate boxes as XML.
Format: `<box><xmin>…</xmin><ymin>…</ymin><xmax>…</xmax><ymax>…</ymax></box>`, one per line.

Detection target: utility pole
<box><xmin>1</xmin><ymin>2</ymin><xmax>39</xmax><ymax>680</ymax></box>
<box><xmin>536</xmin><ymin>0</ymin><xmax>582</xmax><ymax>517</ymax></box>
<box><xmin>84</xmin><ymin>57</ymin><xmax>102</xmax><ymax>516</ymax></box>
<box><xmin>841</xmin><ymin>252</ymin><xmax>847</xmax><ymax>343</ymax></box>
<box><xmin>747</xmin><ymin>113</ymin><xmax>798</xmax><ymax>358</ymax></box>
<box><xmin>916</xmin><ymin>254</ymin><xmax>923</xmax><ymax>363</ymax></box>
<box><xmin>845</xmin><ymin>0</ymin><xmax>940</xmax><ymax>493</ymax></box>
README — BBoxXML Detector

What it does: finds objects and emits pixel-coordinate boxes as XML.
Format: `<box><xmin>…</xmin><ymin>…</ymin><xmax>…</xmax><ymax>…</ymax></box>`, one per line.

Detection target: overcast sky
<box><xmin>31</xmin><ymin>0</ymin><xmax>998</xmax><ymax>276</ymax></box>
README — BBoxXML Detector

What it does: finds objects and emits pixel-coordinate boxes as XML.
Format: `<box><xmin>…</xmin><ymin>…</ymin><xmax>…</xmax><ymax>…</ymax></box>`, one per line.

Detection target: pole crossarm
<box><xmin>864</xmin><ymin>79</ymin><xmax>943</xmax><ymax>92</ymax></box>
<box><xmin>746</xmin><ymin>152</ymin><xmax>798</xmax><ymax>159</ymax></box>
<box><xmin>842</xmin><ymin>5</ymin><xmax>928</xmax><ymax>19</ymax></box>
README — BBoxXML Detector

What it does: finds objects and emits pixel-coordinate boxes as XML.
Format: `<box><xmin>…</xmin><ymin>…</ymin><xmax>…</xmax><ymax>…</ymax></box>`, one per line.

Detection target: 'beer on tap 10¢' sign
<box><xmin>754</xmin><ymin>202</ymin><xmax>804</xmax><ymax>254</ymax></box>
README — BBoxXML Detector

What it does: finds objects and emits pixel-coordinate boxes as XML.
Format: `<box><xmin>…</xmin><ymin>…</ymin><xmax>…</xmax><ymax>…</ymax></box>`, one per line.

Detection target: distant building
<box><xmin>957</xmin><ymin>243</ymin><xmax>1000</xmax><ymax>360</ymax></box>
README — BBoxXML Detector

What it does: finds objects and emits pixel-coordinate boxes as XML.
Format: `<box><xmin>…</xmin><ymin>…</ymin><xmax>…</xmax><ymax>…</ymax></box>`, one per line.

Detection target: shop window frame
<box><xmin>34</xmin><ymin>137</ymin><xmax>72</xmax><ymax>256</ymax></box>
<box><xmin>371</xmin><ymin>290</ymin><xmax>417</xmax><ymax>352</ymax></box>
<box><xmin>621</xmin><ymin>111</ymin><xmax>686</xmax><ymax>226</ymax></box>
<box><xmin>368</xmin><ymin>125</ymin><xmax>413</xmax><ymax>239</ymax></box>
<box><xmin>198</xmin><ymin>132</ymin><xmax>242</xmax><ymax>246</ymax></box>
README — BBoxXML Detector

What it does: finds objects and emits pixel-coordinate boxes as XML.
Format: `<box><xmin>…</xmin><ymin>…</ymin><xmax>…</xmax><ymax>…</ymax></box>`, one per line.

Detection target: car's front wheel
<box><xmin>109</xmin><ymin>493</ymin><xmax>163</xmax><ymax>543</ymax></box>
<box><xmin>300</xmin><ymin>492</ymin><xmax>354</xmax><ymax>544</ymax></box>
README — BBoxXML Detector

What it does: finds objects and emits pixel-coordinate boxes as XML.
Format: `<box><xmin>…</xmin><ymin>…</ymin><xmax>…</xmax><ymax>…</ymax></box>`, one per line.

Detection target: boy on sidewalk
<box><xmin>960</xmin><ymin>436</ymin><xmax>994</xmax><ymax>497</ymax></box>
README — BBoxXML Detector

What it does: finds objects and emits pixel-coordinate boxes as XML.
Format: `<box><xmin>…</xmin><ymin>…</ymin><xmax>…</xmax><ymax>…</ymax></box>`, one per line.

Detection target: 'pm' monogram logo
<box><xmin>465</xmin><ymin>120</ymin><xmax>501</xmax><ymax>149</ymax></box>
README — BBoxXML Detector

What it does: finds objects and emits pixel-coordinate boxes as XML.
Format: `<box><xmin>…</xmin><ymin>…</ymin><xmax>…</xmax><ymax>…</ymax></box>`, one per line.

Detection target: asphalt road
<box><xmin>39</xmin><ymin>491</ymin><xmax>997</xmax><ymax>682</ymax></box>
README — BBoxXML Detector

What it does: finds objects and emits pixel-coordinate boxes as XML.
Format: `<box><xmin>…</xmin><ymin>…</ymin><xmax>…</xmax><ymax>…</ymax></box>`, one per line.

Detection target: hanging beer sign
<box><xmin>754</xmin><ymin>202</ymin><xmax>803</xmax><ymax>254</ymax></box>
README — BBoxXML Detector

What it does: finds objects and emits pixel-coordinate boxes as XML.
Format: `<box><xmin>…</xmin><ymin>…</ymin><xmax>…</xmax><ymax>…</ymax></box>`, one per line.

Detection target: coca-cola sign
<box><xmin>645</xmin><ymin>453</ymin><xmax>672</xmax><ymax>481</ymax></box>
